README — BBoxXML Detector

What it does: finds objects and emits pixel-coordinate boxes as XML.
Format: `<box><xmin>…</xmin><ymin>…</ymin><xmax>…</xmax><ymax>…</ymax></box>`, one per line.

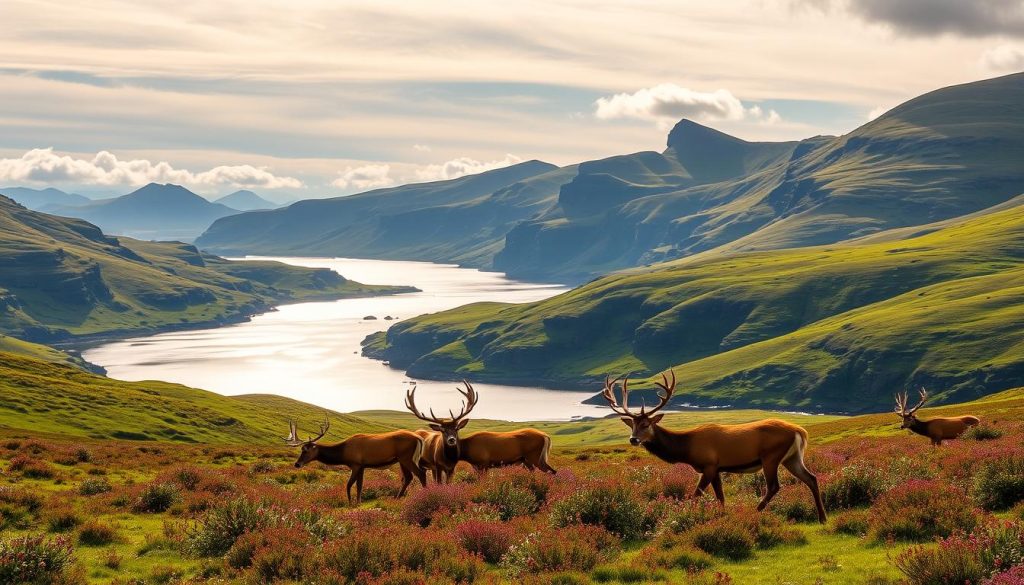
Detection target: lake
<box><xmin>83</xmin><ymin>257</ymin><xmax>609</xmax><ymax>421</ymax></box>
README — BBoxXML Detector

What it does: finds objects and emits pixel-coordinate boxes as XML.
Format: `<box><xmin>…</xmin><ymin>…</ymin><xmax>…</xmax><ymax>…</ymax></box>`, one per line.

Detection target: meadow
<box><xmin>2</xmin><ymin>389</ymin><xmax>1023</xmax><ymax>584</ymax></box>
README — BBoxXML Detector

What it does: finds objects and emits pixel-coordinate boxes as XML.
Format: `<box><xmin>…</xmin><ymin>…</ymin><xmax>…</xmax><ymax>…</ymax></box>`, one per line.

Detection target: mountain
<box><xmin>496</xmin><ymin>73</ymin><xmax>1024</xmax><ymax>281</ymax></box>
<box><xmin>214</xmin><ymin>189</ymin><xmax>280</xmax><ymax>211</ymax></box>
<box><xmin>46</xmin><ymin>183</ymin><xmax>241</xmax><ymax>241</ymax></box>
<box><xmin>363</xmin><ymin>198</ymin><xmax>1024</xmax><ymax>413</ymax></box>
<box><xmin>0</xmin><ymin>186</ymin><xmax>91</xmax><ymax>211</ymax></box>
<box><xmin>0</xmin><ymin>195</ymin><xmax>414</xmax><ymax>342</ymax></box>
<box><xmin>195</xmin><ymin>160</ymin><xmax>563</xmax><ymax>268</ymax></box>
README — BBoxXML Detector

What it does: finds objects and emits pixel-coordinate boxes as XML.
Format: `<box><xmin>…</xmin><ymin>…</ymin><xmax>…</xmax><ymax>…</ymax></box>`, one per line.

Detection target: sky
<box><xmin>1</xmin><ymin>0</ymin><xmax>1023</xmax><ymax>201</ymax></box>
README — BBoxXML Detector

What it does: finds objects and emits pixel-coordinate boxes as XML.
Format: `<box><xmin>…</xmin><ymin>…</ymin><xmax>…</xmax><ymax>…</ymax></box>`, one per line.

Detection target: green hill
<box><xmin>0</xmin><ymin>350</ymin><xmax>388</xmax><ymax>444</ymax></box>
<box><xmin>195</xmin><ymin>160</ymin><xmax>563</xmax><ymax>269</ymax></box>
<box><xmin>496</xmin><ymin>72</ymin><xmax>1024</xmax><ymax>281</ymax></box>
<box><xmin>0</xmin><ymin>195</ymin><xmax>413</xmax><ymax>343</ymax></box>
<box><xmin>364</xmin><ymin>199</ymin><xmax>1024</xmax><ymax>413</ymax></box>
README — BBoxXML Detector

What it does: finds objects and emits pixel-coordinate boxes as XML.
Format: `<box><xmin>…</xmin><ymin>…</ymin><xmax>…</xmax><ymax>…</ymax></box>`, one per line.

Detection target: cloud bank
<box><xmin>413</xmin><ymin>155</ymin><xmax>524</xmax><ymax>182</ymax></box>
<box><xmin>981</xmin><ymin>44</ymin><xmax>1024</xmax><ymax>71</ymax></box>
<box><xmin>801</xmin><ymin>0</ymin><xmax>1024</xmax><ymax>37</ymax></box>
<box><xmin>0</xmin><ymin>149</ymin><xmax>302</xmax><ymax>191</ymax></box>
<box><xmin>594</xmin><ymin>84</ymin><xmax>780</xmax><ymax>124</ymax></box>
<box><xmin>332</xmin><ymin>164</ymin><xmax>394</xmax><ymax>190</ymax></box>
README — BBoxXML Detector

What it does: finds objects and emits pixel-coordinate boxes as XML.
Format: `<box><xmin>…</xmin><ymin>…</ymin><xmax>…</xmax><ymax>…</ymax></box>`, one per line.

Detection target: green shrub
<box><xmin>973</xmin><ymin>458</ymin><xmax>1024</xmax><ymax>511</ymax></box>
<box><xmin>78</xmin><ymin>520</ymin><xmax>118</xmax><ymax>546</ymax></box>
<box><xmin>186</xmin><ymin>497</ymin><xmax>269</xmax><ymax>557</ymax></box>
<box><xmin>134</xmin><ymin>483</ymin><xmax>179</xmax><ymax>513</ymax></box>
<box><xmin>831</xmin><ymin>509</ymin><xmax>870</xmax><ymax>536</ymax></box>
<box><xmin>78</xmin><ymin>478</ymin><xmax>112</xmax><ymax>496</ymax></box>
<box><xmin>964</xmin><ymin>424</ymin><xmax>1003</xmax><ymax>441</ymax></box>
<box><xmin>45</xmin><ymin>507</ymin><xmax>81</xmax><ymax>533</ymax></box>
<box><xmin>474</xmin><ymin>481</ymin><xmax>540</xmax><ymax>520</ymax></box>
<box><xmin>687</xmin><ymin>518</ymin><xmax>755</xmax><ymax>561</ymax></box>
<box><xmin>550</xmin><ymin>483</ymin><xmax>656</xmax><ymax>540</ymax></box>
<box><xmin>893</xmin><ymin>520</ymin><xmax>1024</xmax><ymax>585</ymax></box>
<box><xmin>501</xmin><ymin>525</ymin><xmax>619</xmax><ymax>576</ymax></box>
<box><xmin>823</xmin><ymin>465</ymin><xmax>885</xmax><ymax>510</ymax></box>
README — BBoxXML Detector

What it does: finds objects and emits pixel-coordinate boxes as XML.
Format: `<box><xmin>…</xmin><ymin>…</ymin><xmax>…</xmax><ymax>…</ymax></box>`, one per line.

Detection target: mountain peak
<box><xmin>665</xmin><ymin>119</ymin><xmax>746</xmax><ymax>151</ymax></box>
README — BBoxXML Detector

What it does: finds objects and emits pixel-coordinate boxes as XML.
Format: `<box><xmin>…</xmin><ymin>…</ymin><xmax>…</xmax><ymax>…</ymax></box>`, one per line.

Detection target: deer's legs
<box><xmin>710</xmin><ymin>474</ymin><xmax>726</xmax><ymax>505</ymax></box>
<box><xmin>783</xmin><ymin>457</ymin><xmax>826</xmax><ymax>523</ymax></box>
<box><xmin>354</xmin><ymin>467</ymin><xmax>366</xmax><ymax>504</ymax></box>
<box><xmin>694</xmin><ymin>468</ymin><xmax>715</xmax><ymax>499</ymax></box>
<box><xmin>756</xmin><ymin>462</ymin><xmax>781</xmax><ymax>511</ymax></box>
<box><xmin>346</xmin><ymin>466</ymin><xmax>362</xmax><ymax>504</ymax></box>
<box><xmin>399</xmin><ymin>465</ymin><xmax>413</xmax><ymax>497</ymax></box>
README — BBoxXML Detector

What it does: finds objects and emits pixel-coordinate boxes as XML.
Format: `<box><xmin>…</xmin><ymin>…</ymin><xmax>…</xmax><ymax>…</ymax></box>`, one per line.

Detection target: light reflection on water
<box><xmin>84</xmin><ymin>257</ymin><xmax>609</xmax><ymax>421</ymax></box>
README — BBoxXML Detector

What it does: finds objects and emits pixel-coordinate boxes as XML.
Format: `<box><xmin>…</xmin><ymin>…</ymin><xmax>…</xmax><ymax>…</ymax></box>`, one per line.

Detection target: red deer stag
<box><xmin>602</xmin><ymin>371</ymin><xmax>826</xmax><ymax>523</ymax></box>
<box><xmin>405</xmin><ymin>380</ymin><xmax>556</xmax><ymax>477</ymax></box>
<box><xmin>404</xmin><ymin>382</ymin><xmax>477</xmax><ymax>483</ymax></box>
<box><xmin>285</xmin><ymin>417</ymin><xmax>426</xmax><ymax>504</ymax></box>
<box><xmin>895</xmin><ymin>388</ymin><xmax>980</xmax><ymax>446</ymax></box>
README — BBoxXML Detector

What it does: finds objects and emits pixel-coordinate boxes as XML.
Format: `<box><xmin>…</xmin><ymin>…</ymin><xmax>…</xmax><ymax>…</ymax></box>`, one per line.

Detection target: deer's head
<box><xmin>284</xmin><ymin>417</ymin><xmax>330</xmax><ymax>467</ymax></box>
<box><xmin>895</xmin><ymin>388</ymin><xmax>929</xmax><ymax>429</ymax></box>
<box><xmin>601</xmin><ymin>371</ymin><xmax>675</xmax><ymax>446</ymax></box>
<box><xmin>405</xmin><ymin>381</ymin><xmax>477</xmax><ymax>452</ymax></box>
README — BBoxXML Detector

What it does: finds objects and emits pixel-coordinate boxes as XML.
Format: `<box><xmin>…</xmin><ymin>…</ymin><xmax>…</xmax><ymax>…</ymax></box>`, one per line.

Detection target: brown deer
<box><xmin>405</xmin><ymin>380</ymin><xmax>556</xmax><ymax>478</ymax></box>
<box><xmin>285</xmin><ymin>417</ymin><xmax>427</xmax><ymax>504</ymax></box>
<box><xmin>404</xmin><ymin>381</ymin><xmax>477</xmax><ymax>483</ymax></box>
<box><xmin>895</xmin><ymin>388</ymin><xmax>980</xmax><ymax>446</ymax></box>
<box><xmin>602</xmin><ymin>371</ymin><xmax>826</xmax><ymax>523</ymax></box>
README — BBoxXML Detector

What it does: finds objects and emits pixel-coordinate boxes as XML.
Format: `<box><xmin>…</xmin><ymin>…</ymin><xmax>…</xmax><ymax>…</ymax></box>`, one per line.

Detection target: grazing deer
<box><xmin>405</xmin><ymin>380</ymin><xmax>556</xmax><ymax>477</ymax></box>
<box><xmin>404</xmin><ymin>382</ymin><xmax>477</xmax><ymax>483</ymax></box>
<box><xmin>895</xmin><ymin>388</ymin><xmax>980</xmax><ymax>446</ymax></box>
<box><xmin>602</xmin><ymin>371</ymin><xmax>826</xmax><ymax>523</ymax></box>
<box><xmin>285</xmin><ymin>417</ymin><xmax>427</xmax><ymax>504</ymax></box>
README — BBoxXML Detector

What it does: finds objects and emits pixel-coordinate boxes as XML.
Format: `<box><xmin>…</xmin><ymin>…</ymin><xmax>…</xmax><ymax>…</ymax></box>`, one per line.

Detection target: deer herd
<box><xmin>286</xmin><ymin>372</ymin><xmax>980</xmax><ymax>522</ymax></box>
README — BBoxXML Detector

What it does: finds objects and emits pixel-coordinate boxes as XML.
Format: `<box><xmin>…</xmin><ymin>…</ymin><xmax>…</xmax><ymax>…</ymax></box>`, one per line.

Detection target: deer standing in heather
<box><xmin>602</xmin><ymin>371</ymin><xmax>827</xmax><ymax>523</ymax></box>
<box><xmin>285</xmin><ymin>417</ymin><xmax>426</xmax><ymax>504</ymax></box>
<box><xmin>895</xmin><ymin>388</ymin><xmax>980</xmax><ymax>446</ymax></box>
<box><xmin>405</xmin><ymin>381</ymin><xmax>556</xmax><ymax>480</ymax></box>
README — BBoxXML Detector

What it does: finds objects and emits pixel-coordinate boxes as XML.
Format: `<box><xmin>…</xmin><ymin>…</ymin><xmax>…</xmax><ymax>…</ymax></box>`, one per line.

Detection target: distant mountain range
<box><xmin>196</xmin><ymin>160</ymin><xmax>565</xmax><ymax>266</ymax></box>
<box><xmin>42</xmin><ymin>183</ymin><xmax>241</xmax><ymax>241</ymax></box>
<box><xmin>196</xmin><ymin>72</ymin><xmax>1024</xmax><ymax>284</ymax></box>
<box><xmin>214</xmin><ymin>189</ymin><xmax>282</xmax><ymax>211</ymax></box>
<box><xmin>0</xmin><ymin>186</ymin><xmax>92</xmax><ymax>210</ymax></box>
<box><xmin>0</xmin><ymin>195</ymin><xmax>413</xmax><ymax>342</ymax></box>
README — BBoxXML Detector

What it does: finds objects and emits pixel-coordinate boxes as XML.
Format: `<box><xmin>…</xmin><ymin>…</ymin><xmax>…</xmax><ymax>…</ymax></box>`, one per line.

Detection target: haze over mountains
<box><xmin>198</xmin><ymin>73</ymin><xmax>1024</xmax><ymax>284</ymax></box>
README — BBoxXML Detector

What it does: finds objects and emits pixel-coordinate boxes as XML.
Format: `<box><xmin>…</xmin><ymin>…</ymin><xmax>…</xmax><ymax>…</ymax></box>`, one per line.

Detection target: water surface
<box><xmin>84</xmin><ymin>257</ymin><xmax>607</xmax><ymax>421</ymax></box>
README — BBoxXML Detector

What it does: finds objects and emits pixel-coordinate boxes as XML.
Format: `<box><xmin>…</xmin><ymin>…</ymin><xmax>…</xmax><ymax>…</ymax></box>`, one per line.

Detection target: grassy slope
<box><xmin>0</xmin><ymin>196</ymin><xmax>413</xmax><ymax>342</ymax></box>
<box><xmin>0</xmin><ymin>351</ymin><xmax>389</xmax><ymax>444</ymax></box>
<box><xmin>366</xmin><ymin>200</ymin><xmax>1024</xmax><ymax>412</ymax></box>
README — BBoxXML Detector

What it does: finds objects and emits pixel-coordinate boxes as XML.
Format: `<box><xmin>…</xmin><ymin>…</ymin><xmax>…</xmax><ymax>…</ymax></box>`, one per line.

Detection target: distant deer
<box><xmin>895</xmin><ymin>388</ymin><xmax>980</xmax><ymax>446</ymax></box>
<box><xmin>602</xmin><ymin>371</ymin><xmax>826</xmax><ymax>523</ymax></box>
<box><xmin>405</xmin><ymin>382</ymin><xmax>477</xmax><ymax>483</ymax></box>
<box><xmin>285</xmin><ymin>417</ymin><xmax>426</xmax><ymax>504</ymax></box>
<box><xmin>406</xmin><ymin>381</ymin><xmax>556</xmax><ymax>479</ymax></box>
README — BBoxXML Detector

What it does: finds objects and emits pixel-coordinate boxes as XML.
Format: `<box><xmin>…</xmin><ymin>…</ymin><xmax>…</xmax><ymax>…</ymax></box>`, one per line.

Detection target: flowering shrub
<box><xmin>474</xmin><ymin>481</ymin><xmax>540</xmax><ymax>520</ymax></box>
<box><xmin>549</xmin><ymin>483</ymin><xmax>656</xmax><ymax>540</ymax></box>
<box><xmin>401</xmin><ymin>483</ymin><xmax>472</xmax><ymax>527</ymax></box>
<box><xmin>186</xmin><ymin>497</ymin><xmax>272</xmax><ymax>556</ymax></box>
<box><xmin>984</xmin><ymin>565</ymin><xmax>1024</xmax><ymax>585</ymax></box>
<box><xmin>973</xmin><ymin>458</ymin><xmax>1024</xmax><ymax>511</ymax></box>
<box><xmin>44</xmin><ymin>504</ymin><xmax>81</xmax><ymax>533</ymax></box>
<box><xmin>318</xmin><ymin>525</ymin><xmax>484</xmax><ymax>581</ymax></box>
<box><xmin>893</xmin><ymin>520</ymin><xmax>1024</xmax><ymax>585</ymax></box>
<box><xmin>869</xmin><ymin>480</ymin><xmax>979</xmax><ymax>542</ymax></box>
<box><xmin>768</xmin><ymin>487</ymin><xmax>821</xmax><ymax>523</ymax></box>
<box><xmin>454</xmin><ymin>519</ymin><xmax>517</xmax><ymax>563</ymax></box>
<box><xmin>501</xmin><ymin>525</ymin><xmax>619</xmax><ymax>575</ymax></box>
<box><xmin>634</xmin><ymin>534</ymin><xmax>714</xmax><ymax>571</ymax></box>
<box><xmin>664</xmin><ymin>498</ymin><xmax>724</xmax><ymax>534</ymax></box>
<box><xmin>8</xmin><ymin>454</ymin><xmax>56</xmax><ymax>479</ymax></box>
<box><xmin>0</xmin><ymin>534</ymin><xmax>76</xmax><ymax>585</ymax></box>
<box><xmin>830</xmin><ymin>509</ymin><xmax>870</xmax><ymax>536</ymax></box>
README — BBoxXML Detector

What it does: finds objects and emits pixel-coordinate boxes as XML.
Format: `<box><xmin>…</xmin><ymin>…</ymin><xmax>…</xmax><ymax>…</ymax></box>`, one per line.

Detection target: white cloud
<box><xmin>0</xmin><ymin>148</ymin><xmax>302</xmax><ymax>190</ymax></box>
<box><xmin>413</xmin><ymin>155</ymin><xmax>523</xmax><ymax>182</ymax></box>
<box><xmin>594</xmin><ymin>84</ymin><xmax>781</xmax><ymax>125</ymax></box>
<box><xmin>412</xmin><ymin>144</ymin><xmax>432</xmax><ymax>152</ymax></box>
<box><xmin>331</xmin><ymin>164</ymin><xmax>394</xmax><ymax>190</ymax></box>
<box><xmin>866</xmin><ymin>105</ymin><xmax>889</xmax><ymax>120</ymax></box>
<box><xmin>981</xmin><ymin>44</ymin><xmax>1024</xmax><ymax>71</ymax></box>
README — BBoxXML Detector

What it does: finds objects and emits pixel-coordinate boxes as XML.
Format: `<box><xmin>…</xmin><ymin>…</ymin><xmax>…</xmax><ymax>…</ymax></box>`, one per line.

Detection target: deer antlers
<box><xmin>405</xmin><ymin>380</ymin><xmax>478</xmax><ymax>424</ymax></box>
<box><xmin>602</xmin><ymin>370</ymin><xmax>676</xmax><ymax>417</ymax></box>
<box><xmin>284</xmin><ymin>415</ymin><xmax>331</xmax><ymax>446</ymax></box>
<box><xmin>895</xmin><ymin>387</ymin><xmax>929</xmax><ymax>417</ymax></box>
